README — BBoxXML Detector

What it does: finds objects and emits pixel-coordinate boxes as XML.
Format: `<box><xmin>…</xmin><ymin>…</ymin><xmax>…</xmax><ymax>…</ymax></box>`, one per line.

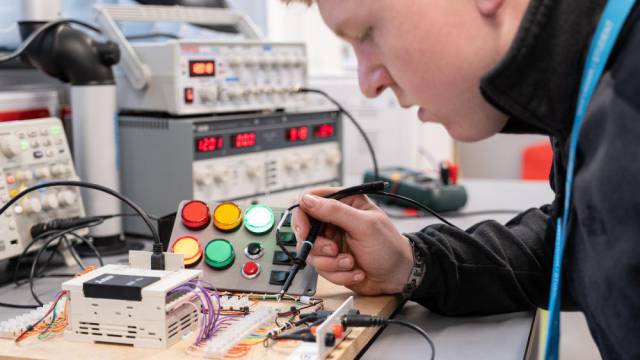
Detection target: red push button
<box><xmin>241</xmin><ymin>261</ymin><xmax>260</xmax><ymax>279</ymax></box>
<box><xmin>181</xmin><ymin>200</ymin><xmax>210</xmax><ymax>230</ymax></box>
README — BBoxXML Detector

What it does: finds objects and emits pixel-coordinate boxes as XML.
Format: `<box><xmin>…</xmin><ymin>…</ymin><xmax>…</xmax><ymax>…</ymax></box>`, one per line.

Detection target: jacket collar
<box><xmin>480</xmin><ymin>0</ymin><xmax>607</xmax><ymax>138</ymax></box>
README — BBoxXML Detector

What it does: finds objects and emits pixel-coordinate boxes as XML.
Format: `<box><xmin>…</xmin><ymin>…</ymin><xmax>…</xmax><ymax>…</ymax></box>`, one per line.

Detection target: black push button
<box><xmin>278</xmin><ymin>232</ymin><xmax>296</xmax><ymax>246</ymax></box>
<box><xmin>269</xmin><ymin>270</ymin><xmax>290</xmax><ymax>286</ymax></box>
<box><xmin>273</xmin><ymin>251</ymin><xmax>296</xmax><ymax>265</ymax></box>
<box><xmin>247</xmin><ymin>242</ymin><xmax>262</xmax><ymax>256</ymax></box>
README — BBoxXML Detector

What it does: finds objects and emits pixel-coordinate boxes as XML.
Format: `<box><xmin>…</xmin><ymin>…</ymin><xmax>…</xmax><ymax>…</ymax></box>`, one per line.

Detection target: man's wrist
<box><xmin>400</xmin><ymin>235</ymin><xmax>426</xmax><ymax>299</ymax></box>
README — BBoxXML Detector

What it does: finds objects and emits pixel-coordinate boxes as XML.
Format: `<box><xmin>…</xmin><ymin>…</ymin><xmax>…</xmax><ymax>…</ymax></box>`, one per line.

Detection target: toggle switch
<box><xmin>278</xmin><ymin>232</ymin><xmax>297</xmax><ymax>246</ymax></box>
<box><xmin>269</xmin><ymin>270</ymin><xmax>290</xmax><ymax>286</ymax></box>
<box><xmin>273</xmin><ymin>251</ymin><xmax>296</xmax><ymax>266</ymax></box>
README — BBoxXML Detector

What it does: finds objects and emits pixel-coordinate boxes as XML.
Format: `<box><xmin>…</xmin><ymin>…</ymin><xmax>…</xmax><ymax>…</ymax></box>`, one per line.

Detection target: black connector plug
<box><xmin>341</xmin><ymin>314</ymin><xmax>386</xmax><ymax>328</ymax></box>
<box><xmin>150</xmin><ymin>243</ymin><xmax>165</xmax><ymax>270</ymax></box>
<box><xmin>31</xmin><ymin>216</ymin><xmax>103</xmax><ymax>238</ymax></box>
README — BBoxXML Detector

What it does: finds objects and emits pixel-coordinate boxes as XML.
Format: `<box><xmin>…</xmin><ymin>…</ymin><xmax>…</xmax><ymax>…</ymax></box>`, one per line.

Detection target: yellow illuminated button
<box><xmin>9</xmin><ymin>189</ymin><xmax>18</xmax><ymax>198</ymax></box>
<box><xmin>213</xmin><ymin>202</ymin><xmax>243</xmax><ymax>232</ymax></box>
<box><xmin>172</xmin><ymin>236</ymin><xmax>203</xmax><ymax>266</ymax></box>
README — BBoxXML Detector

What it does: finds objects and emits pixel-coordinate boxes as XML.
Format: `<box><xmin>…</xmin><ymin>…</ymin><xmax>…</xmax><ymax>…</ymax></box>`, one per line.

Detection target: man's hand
<box><xmin>291</xmin><ymin>187</ymin><xmax>415</xmax><ymax>296</ymax></box>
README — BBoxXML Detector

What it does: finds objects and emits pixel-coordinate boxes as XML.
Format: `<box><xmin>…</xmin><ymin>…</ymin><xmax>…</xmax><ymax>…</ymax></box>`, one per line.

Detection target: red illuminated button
<box><xmin>184</xmin><ymin>87</ymin><xmax>194</xmax><ymax>104</ymax></box>
<box><xmin>181</xmin><ymin>200</ymin><xmax>211</xmax><ymax>230</ymax></box>
<box><xmin>241</xmin><ymin>261</ymin><xmax>260</xmax><ymax>279</ymax></box>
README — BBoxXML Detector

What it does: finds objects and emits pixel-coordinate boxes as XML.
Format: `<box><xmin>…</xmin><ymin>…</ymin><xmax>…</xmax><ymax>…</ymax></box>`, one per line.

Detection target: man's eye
<box><xmin>358</xmin><ymin>27</ymin><xmax>373</xmax><ymax>43</ymax></box>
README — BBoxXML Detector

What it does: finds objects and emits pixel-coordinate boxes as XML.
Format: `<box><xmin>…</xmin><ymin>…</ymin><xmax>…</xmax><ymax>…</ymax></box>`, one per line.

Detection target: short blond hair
<box><xmin>283</xmin><ymin>0</ymin><xmax>314</xmax><ymax>5</ymax></box>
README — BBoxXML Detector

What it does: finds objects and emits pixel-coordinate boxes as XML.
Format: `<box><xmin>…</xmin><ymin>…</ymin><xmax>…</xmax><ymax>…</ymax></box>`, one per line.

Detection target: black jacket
<box><xmin>407</xmin><ymin>0</ymin><xmax>640</xmax><ymax>358</ymax></box>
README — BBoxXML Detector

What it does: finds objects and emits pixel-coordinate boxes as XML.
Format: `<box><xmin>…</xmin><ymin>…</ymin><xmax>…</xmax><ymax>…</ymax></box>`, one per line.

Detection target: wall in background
<box><xmin>457</xmin><ymin>134</ymin><xmax>550</xmax><ymax>179</ymax></box>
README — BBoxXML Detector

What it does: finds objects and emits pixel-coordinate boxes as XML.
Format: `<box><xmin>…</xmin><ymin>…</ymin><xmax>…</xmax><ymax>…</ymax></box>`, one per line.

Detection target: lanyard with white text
<box><xmin>544</xmin><ymin>1</ymin><xmax>636</xmax><ymax>359</ymax></box>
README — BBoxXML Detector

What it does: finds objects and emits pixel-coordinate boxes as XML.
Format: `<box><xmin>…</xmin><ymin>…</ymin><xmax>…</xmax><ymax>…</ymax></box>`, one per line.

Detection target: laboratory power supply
<box><xmin>119</xmin><ymin>108</ymin><xmax>342</xmax><ymax>235</ymax></box>
<box><xmin>0</xmin><ymin>118</ymin><xmax>85</xmax><ymax>261</ymax></box>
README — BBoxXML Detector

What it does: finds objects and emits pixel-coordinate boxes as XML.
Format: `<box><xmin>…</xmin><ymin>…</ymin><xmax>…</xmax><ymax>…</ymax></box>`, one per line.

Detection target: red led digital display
<box><xmin>286</xmin><ymin>127</ymin><xmax>309</xmax><ymax>142</ymax></box>
<box><xmin>232</xmin><ymin>132</ymin><xmax>256</xmax><ymax>148</ymax></box>
<box><xmin>189</xmin><ymin>60</ymin><xmax>216</xmax><ymax>77</ymax></box>
<box><xmin>314</xmin><ymin>124</ymin><xmax>335</xmax><ymax>138</ymax></box>
<box><xmin>196</xmin><ymin>136</ymin><xmax>224</xmax><ymax>152</ymax></box>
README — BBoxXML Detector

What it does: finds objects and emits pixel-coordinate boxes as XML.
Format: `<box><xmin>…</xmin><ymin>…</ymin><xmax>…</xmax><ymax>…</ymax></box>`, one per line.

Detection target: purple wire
<box><xmin>193</xmin><ymin>284</ymin><xmax>216</xmax><ymax>339</ymax></box>
<box><xmin>168</xmin><ymin>280</ymin><xmax>226</xmax><ymax>344</ymax></box>
<box><xmin>170</xmin><ymin>285</ymin><xmax>209</xmax><ymax>343</ymax></box>
<box><xmin>190</xmin><ymin>279</ymin><xmax>223</xmax><ymax>342</ymax></box>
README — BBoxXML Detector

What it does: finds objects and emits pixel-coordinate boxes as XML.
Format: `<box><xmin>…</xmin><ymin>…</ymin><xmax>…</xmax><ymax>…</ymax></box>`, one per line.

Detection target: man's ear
<box><xmin>476</xmin><ymin>0</ymin><xmax>504</xmax><ymax>16</ymax></box>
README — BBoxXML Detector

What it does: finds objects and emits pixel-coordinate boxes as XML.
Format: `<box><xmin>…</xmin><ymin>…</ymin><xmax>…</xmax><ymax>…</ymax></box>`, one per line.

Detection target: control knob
<box><xmin>325</xmin><ymin>149</ymin><xmax>342</xmax><ymax>166</ymax></box>
<box><xmin>23</xmin><ymin>197</ymin><xmax>42</xmax><ymax>214</ymax></box>
<box><xmin>194</xmin><ymin>167</ymin><xmax>213</xmax><ymax>186</ymax></box>
<box><xmin>0</xmin><ymin>137</ymin><xmax>21</xmax><ymax>158</ymax></box>
<box><xmin>50</xmin><ymin>164</ymin><xmax>67</xmax><ymax>177</ymax></box>
<box><xmin>58</xmin><ymin>190</ymin><xmax>76</xmax><ymax>207</ymax></box>
<box><xmin>34</xmin><ymin>167</ymin><xmax>51</xmax><ymax>179</ymax></box>
<box><xmin>298</xmin><ymin>154</ymin><xmax>314</xmax><ymax>171</ymax></box>
<box><xmin>284</xmin><ymin>155</ymin><xmax>301</xmax><ymax>172</ymax></box>
<box><xmin>43</xmin><ymin>193</ymin><xmax>59</xmax><ymax>210</ymax></box>
<box><xmin>211</xmin><ymin>167</ymin><xmax>231</xmax><ymax>184</ymax></box>
<box><xmin>15</xmin><ymin>170</ymin><xmax>33</xmax><ymax>182</ymax></box>
<box><xmin>246</xmin><ymin>162</ymin><xmax>263</xmax><ymax>179</ymax></box>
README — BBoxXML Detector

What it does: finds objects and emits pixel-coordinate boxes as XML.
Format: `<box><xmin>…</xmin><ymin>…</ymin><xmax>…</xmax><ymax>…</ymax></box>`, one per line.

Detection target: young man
<box><xmin>288</xmin><ymin>0</ymin><xmax>640</xmax><ymax>358</ymax></box>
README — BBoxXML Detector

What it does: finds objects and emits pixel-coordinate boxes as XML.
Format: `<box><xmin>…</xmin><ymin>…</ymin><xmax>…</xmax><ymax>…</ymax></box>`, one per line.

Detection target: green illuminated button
<box><xmin>51</xmin><ymin>126</ymin><xmax>62</xmax><ymax>135</ymax></box>
<box><xmin>243</xmin><ymin>205</ymin><xmax>275</xmax><ymax>235</ymax></box>
<box><xmin>204</xmin><ymin>239</ymin><xmax>235</xmax><ymax>270</ymax></box>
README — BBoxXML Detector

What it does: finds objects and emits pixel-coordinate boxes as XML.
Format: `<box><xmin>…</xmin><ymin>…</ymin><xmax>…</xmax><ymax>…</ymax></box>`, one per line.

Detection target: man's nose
<box><xmin>358</xmin><ymin>63</ymin><xmax>393</xmax><ymax>98</ymax></box>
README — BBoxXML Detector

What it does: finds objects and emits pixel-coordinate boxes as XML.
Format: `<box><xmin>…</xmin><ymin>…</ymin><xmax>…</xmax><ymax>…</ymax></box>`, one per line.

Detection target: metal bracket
<box><xmin>93</xmin><ymin>4</ymin><xmax>263</xmax><ymax>91</ymax></box>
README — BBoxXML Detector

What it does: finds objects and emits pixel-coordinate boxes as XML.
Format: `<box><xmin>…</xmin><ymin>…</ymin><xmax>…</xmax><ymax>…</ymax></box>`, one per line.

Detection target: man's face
<box><xmin>316</xmin><ymin>0</ymin><xmax>511</xmax><ymax>142</ymax></box>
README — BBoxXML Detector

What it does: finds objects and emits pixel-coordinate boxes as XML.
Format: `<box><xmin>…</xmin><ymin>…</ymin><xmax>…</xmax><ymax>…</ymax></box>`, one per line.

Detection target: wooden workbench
<box><xmin>0</xmin><ymin>278</ymin><xmax>401</xmax><ymax>360</ymax></box>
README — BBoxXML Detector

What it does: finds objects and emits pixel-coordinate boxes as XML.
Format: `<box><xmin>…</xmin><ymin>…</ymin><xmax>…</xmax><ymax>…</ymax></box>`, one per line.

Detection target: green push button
<box><xmin>243</xmin><ymin>205</ymin><xmax>275</xmax><ymax>235</ymax></box>
<box><xmin>204</xmin><ymin>239</ymin><xmax>235</xmax><ymax>270</ymax></box>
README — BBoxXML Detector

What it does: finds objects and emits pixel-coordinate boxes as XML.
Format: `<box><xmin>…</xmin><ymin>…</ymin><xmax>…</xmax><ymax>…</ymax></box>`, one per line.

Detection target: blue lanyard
<box><xmin>544</xmin><ymin>1</ymin><xmax>636</xmax><ymax>359</ymax></box>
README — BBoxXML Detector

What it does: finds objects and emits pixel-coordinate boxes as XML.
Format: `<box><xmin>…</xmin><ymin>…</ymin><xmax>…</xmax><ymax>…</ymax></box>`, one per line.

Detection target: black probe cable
<box><xmin>342</xmin><ymin>314</ymin><xmax>435</xmax><ymax>360</ymax></box>
<box><xmin>0</xmin><ymin>181</ymin><xmax>164</xmax><ymax>269</ymax></box>
<box><xmin>299</xmin><ymin>87</ymin><xmax>379</xmax><ymax>180</ymax></box>
<box><xmin>386</xmin><ymin>319</ymin><xmax>436</xmax><ymax>360</ymax></box>
<box><xmin>11</xmin><ymin>228</ymin><xmax>73</xmax><ymax>287</ymax></box>
<box><xmin>27</xmin><ymin>221</ymin><xmax>106</xmax><ymax>306</ymax></box>
<box><xmin>0</xmin><ymin>221</ymin><xmax>105</xmax><ymax>309</ymax></box>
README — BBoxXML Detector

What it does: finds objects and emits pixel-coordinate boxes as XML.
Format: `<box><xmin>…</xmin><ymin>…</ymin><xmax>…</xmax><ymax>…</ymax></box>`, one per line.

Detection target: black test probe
<box><xmin>276</xmin><ymin>180</ymin><xmax>463</xmax><ymax>300</ymax></box>
<box><xmin>277</xmin><ymin>182</ymin><xmax>388</xmax><ymax>300</ymax></box>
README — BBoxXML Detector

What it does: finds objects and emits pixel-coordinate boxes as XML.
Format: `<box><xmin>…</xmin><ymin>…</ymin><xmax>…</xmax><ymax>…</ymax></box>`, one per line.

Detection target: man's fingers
<box><xmin>307</xmin><ymin>253</ymin><xmax>355</xmax><ymax>272</ymax></box>
<box><xmin>296</xmin><ymin>236</ymin><xmax>339</xmax><ymax>257</ymax></box>
<box><xmin>317</xmin><ymin>269</ymin><xmax>366</xmax><ymax>286</ymax></box>
<box><xmin>298</xmin><ymin>194</ymin><xmax>372</xmax><ymax>234</ymax></box>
